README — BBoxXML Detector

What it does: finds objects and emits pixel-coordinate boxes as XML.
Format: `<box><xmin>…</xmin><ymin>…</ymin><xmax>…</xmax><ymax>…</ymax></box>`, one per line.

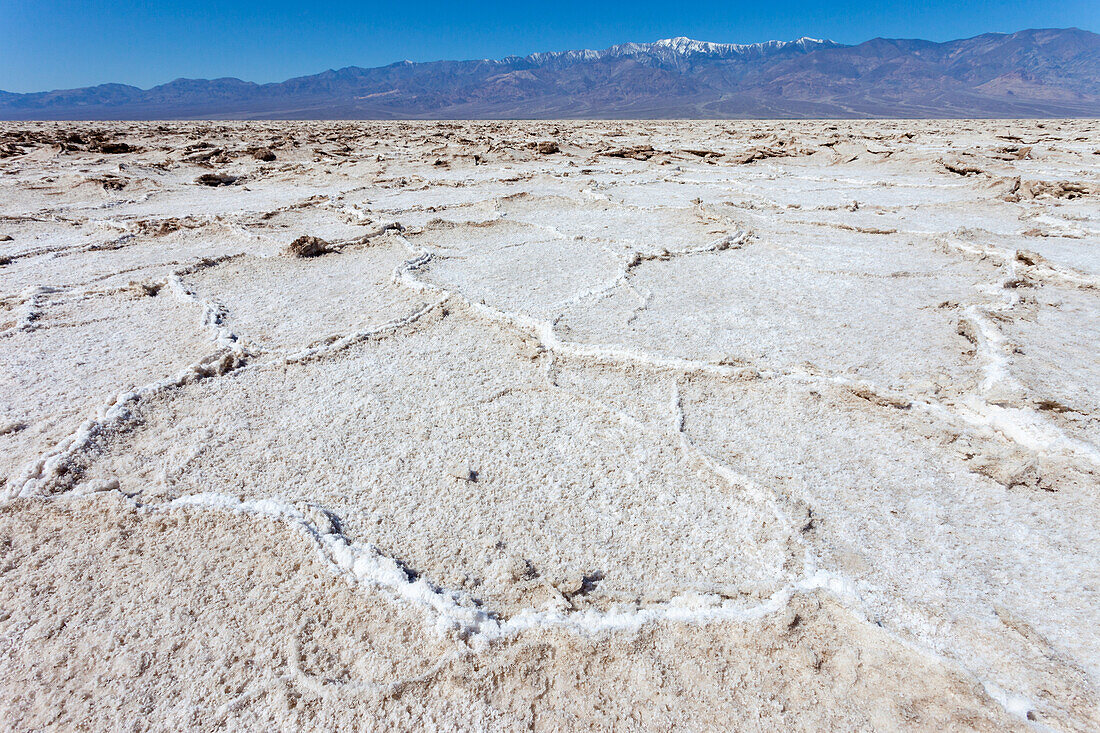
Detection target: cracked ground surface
<box><xmin>0</xmin><ymin>119</ymin><xmax>1097</xmax><ymax>730</ymax></box>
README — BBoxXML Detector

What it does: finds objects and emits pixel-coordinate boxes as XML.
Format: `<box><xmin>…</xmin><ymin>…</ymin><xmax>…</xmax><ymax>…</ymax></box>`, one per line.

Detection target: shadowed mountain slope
<box><xmin>1</xmin><ymin>29</ymin><xmax>1097</xmax><ymax>119</ymax></box>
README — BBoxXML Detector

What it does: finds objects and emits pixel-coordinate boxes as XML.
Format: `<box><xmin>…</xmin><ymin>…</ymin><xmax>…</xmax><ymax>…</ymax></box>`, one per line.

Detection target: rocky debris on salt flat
<box><xmin>286</xmin><ymin>235</ymin><xmax>333</xmax><ymax>258</ymax></box>
<box><xmin>445</xmin><ymin>460</ymin><xmax>478</xmax><ymax>482</ymax></box>
<box><xmin>195</xmin><ymin>171</ymin><xmax>238</xmax><ymax>186</ymax></box>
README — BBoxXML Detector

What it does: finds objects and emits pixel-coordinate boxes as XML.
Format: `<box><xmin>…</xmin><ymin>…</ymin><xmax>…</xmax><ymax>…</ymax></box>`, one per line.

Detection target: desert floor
<box><xmin>0</xmin><ymin>120</ymin><xmax>1098</xmax><ymax>730</ymax></box>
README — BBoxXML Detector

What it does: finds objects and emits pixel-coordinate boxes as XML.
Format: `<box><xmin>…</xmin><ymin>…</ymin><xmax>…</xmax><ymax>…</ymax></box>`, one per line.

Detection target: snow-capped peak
<box><xmin>519</xmin><ymin>36</ymin><xmax>837</xmax><ymax>67</ymax></box>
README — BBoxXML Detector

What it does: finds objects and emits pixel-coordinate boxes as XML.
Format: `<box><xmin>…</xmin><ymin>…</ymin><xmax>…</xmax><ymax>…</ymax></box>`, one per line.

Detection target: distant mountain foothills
<box><xmin>3</xmin><ymin>28</ymin><xmax>1098</xmax><ymax>119</ymax></box>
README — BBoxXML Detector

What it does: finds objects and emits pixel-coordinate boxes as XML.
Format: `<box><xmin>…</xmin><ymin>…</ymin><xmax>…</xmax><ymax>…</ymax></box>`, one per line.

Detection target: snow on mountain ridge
<box><xmin>518</xmin><ymin>36</ymin><xmax>838</xmax><ymax>66</ymax></box>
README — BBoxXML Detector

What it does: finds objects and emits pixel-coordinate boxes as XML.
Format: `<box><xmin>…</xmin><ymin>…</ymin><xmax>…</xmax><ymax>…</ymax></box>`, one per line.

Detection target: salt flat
<box><xmin>0</xmin><ymin>120</ymin><xmax>1097</xmax><ymax>730</ymax></box>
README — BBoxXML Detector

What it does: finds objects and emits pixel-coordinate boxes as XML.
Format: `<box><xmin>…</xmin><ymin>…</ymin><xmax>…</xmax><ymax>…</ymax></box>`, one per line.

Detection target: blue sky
<box><xmin>2</xmin><ymin>0</ymin><xmax>1097</xmax><ymax>92</ymax></box>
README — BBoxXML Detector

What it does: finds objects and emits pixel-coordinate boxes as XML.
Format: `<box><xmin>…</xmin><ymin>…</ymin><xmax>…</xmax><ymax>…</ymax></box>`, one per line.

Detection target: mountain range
<box><xmin>1</xmin><ymin>28</ymin><xmax>1098</xmax><ymax>119</ymax></box>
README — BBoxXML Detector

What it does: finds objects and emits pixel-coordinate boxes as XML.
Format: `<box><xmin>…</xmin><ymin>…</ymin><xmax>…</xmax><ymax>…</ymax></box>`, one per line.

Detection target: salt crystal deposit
<box><xmin>0</xmin><ymin>119</ymin><xmax>1097</xmax><ymax>729</ymax></box>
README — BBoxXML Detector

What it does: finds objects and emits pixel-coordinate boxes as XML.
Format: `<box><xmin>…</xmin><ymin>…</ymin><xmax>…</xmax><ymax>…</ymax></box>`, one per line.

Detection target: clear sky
<box><xmin>2</xmin><ymin>0</ymin><xmax>1097</xmax><ymax>93</ymax></box>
